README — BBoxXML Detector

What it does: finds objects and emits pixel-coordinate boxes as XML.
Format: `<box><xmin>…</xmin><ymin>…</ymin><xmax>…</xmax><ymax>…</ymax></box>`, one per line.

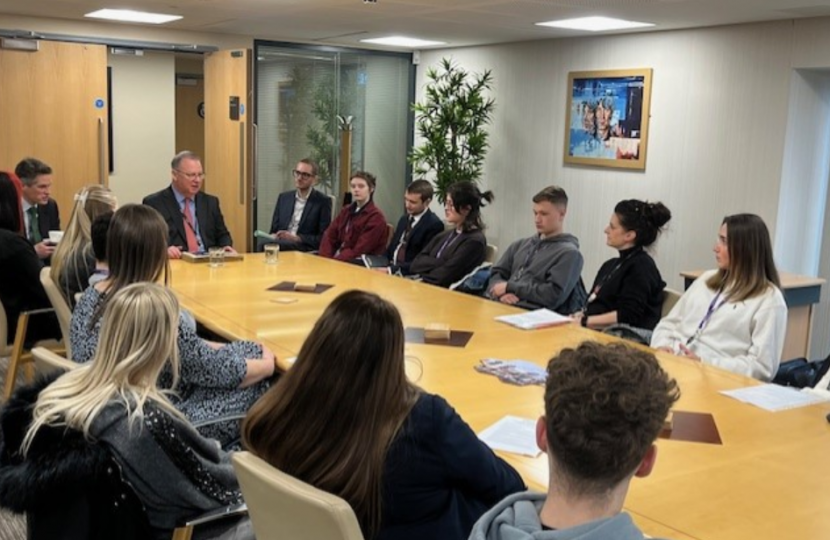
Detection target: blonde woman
<box><xmin>0</xmin><ymin>283</ymin><xmax>249</xmax><ymax>538</ymax></box>
<box><xmin>50</xmin><ymin>185</ymin><xmax>117</xmax><ymax>306</ymax></box>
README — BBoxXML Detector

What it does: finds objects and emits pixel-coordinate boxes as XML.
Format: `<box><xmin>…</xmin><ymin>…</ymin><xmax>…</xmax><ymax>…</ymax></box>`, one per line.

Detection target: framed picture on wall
<box><xmin>564</xmin><ymin>68</ymin><xmax>652</xmax><ymax>170</ymax></box>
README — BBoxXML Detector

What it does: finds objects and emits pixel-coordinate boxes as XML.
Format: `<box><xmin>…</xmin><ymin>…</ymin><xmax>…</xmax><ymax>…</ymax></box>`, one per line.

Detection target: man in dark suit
<box><xmin>386</xmin><ymin>179</ymin><xmax>444</xmax><ymax>275</ymax></box>
<box><xmin>16</xmin><ymin>157</ymin><xmax>60</xmax><ymax>261</ymax></box>
<box><xmin>259</xmin><ymin>158</ymin><xmax>332</xmax><ymax>252</ymax></box>
<box><xmin>143</xmin><ymin>151</ymin><xmax>234</xmax><ymax>259</ymax></box>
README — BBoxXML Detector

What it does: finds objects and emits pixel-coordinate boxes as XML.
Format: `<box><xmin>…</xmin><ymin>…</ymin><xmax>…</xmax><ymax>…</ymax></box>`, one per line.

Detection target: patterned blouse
<box><xmin>70</xmin><ymin>287</ymin><xmax>270</xmax><ymax>445</ymax></box>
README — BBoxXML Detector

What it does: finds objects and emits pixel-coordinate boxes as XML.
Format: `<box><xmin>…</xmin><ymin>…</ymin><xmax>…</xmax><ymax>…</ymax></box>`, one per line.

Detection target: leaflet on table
<box><xmin>475</xmin><ymin>359</ymin><xmax>547</xmax><ymax>386</ymax></box>
<box><xmin>478</xmin><ymin>416</ymin><xmax>541</xmax><ymax>457</ymax></box>
<box><xmin>495</xmin><ymin>308</ymin><xmax>571</xmax><ymax>330</ymax></box>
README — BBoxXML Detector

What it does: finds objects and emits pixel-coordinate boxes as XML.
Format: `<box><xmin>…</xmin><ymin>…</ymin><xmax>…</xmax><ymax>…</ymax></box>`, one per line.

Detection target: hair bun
<box><xmin>646</xmin><ymin>202</ymin><xmax>671</xmax><ymax>229</ymax></box>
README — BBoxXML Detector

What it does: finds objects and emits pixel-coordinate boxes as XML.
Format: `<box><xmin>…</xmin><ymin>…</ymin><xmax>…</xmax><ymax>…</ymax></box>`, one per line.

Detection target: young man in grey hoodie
<box><xmin>469</xmin><ymin>342</ymin><xmax>680</xmax><ymax>540</ymax></box>
<box><xmin>487</xmin><ymin>186</ymin><xmax>586</xmax><ymax>314</ymax></box>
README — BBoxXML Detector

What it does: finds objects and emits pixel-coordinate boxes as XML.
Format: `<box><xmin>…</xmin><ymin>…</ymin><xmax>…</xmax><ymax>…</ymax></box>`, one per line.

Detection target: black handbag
<box><xmin>773</xmin><ymin>354</ymin><xmax>830</xmax><ymax>389</ymax></box>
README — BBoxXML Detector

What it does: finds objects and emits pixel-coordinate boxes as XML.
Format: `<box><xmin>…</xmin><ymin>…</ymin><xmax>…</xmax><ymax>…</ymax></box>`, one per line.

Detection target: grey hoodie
<box><xmin>469</xmin><ymin>491</ymin><xmax>666</xmax><ymax>540</ymax></box>
<box><xmin>488</xmin><ymin>234</ymin><xmax>584</xmax><ymax>313</ymax></box>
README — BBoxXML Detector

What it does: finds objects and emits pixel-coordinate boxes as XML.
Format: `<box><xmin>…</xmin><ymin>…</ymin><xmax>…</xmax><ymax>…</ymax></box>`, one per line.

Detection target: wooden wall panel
<box><xmin>0</xmin><ymin>40</ymin><xmax>108</xmax><ymax>217</ymax></box>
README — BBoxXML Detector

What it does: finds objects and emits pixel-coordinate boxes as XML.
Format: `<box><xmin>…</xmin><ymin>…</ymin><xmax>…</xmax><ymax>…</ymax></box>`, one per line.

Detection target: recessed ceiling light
<box><xmin>536</xmin><ymin>16</ymin><xmax>654</xmax><ymax>32</ymax></box>
<box><xmin>85</xmin><ymin>9</ymin><xmax>182</xmax><ymax>25</ymax></box>
<box><xmin>360</xmin><ymin>36</ymin><xmax>446</xmax><ymax>48</ymax></box>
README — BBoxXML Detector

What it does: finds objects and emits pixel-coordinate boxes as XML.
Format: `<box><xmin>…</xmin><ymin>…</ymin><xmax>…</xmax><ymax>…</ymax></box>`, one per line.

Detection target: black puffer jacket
<box><xmin>0</xmin><ymin>375</ymin><xmax>151</xmax><ymax>540</ymax></box>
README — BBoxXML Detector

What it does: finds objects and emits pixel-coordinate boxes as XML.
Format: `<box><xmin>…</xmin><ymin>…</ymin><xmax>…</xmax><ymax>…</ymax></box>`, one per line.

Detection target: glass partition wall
<box><xmin>254</xmin><ymin>41</ymin><xmax>414</xmax><ymax>234</ymax></box>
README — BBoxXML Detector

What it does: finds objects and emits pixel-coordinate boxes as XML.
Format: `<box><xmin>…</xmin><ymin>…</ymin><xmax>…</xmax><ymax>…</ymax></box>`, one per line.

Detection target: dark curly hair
<box><xmin>544</xmin><ymin>341</ymin><xmax>680</xmax><ymax>496</ymax></box>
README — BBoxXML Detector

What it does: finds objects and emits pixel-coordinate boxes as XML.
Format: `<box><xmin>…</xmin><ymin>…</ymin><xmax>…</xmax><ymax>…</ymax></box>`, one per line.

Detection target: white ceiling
<box><xmin>2</xmin><ymin>0</ymin><xmax>830</xmax><ymax>50</ymax></box>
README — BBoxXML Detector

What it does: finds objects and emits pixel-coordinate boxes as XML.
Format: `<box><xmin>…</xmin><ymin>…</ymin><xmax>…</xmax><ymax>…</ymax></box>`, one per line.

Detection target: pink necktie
<box><xmin>182</xmin><ymin>199</ymin><xmax>200</xmax><ymax>253</ymax></box>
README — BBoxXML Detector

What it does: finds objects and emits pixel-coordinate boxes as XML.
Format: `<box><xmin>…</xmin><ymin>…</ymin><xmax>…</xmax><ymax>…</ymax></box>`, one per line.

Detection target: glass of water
<box><xmin>264</xmin><ymin>243</ymin><xmax>280</xmax><ymax>264</ymax></box>
<box><xmin>209</xmin><ymin>247</ymin><xmax>225</xmax><ymax>268</ymax></box>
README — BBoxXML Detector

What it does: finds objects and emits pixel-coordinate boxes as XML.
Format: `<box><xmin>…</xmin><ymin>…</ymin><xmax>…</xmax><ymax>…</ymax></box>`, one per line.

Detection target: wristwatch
<box><xmin>581</xmin><ymin>315</ymin><xmax>588</xmax><ymax>328</ymax></box>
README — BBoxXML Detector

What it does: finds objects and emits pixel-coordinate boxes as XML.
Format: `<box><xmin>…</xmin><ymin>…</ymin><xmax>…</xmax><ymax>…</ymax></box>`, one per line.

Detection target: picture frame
<box><xmin>563</xmin><ymin>68</ymin><xmax>653</xmax><ymax>170</ymax></box>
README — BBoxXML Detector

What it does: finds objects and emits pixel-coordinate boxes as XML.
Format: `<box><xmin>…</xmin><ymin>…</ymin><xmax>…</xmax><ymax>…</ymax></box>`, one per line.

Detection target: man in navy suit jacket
<box><xmin>16</xmin><ymin>158</ymin><xmax>60</xmax><ymax>261</ymax></box>
<box><xmin>386</xmin><ymin>180</ymin><xmax>444</xmax><ymax>275</ymax></box>
<box><xmin>260</xmin><ymin>158</ymin><xmax>332</xmax><ymax>252</ymax></box>
<box><xmin>143</xmin><ymin>151</ymin><xmax>234</xmax><ymax>259</ymax></box>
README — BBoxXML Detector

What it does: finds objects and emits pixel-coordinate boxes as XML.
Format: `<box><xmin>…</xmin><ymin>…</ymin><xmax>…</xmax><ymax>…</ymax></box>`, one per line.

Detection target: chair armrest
<box><xmin>172</xmin><ymin>504</ymin><xmax>248</xmax><ymax>540</ymax></box>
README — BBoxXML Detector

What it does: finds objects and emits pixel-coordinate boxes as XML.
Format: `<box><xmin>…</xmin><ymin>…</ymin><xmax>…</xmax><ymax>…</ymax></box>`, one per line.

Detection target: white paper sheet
<box><xmin>494</xmin><ymin>309</ymin><xmax>571</xmax><ymax>330</ymax></box>
<box><xmin>720</xmin><ymin>384</ymin><xmax>830</xmax><ymax>412</ymax></box>
<box><xmin>478</xmin><ymin>415</ymin><xmax>542</xmax><ymax>457</ymax></box>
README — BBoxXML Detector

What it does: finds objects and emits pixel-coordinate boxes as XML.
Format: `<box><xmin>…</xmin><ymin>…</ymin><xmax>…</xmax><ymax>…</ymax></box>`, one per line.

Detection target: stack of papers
<box><xmin>495</xmin><ymin>309</ymin><xmax>571</xmax><ymax>330</ymax></box>
<box><xmin>720</xmin><ymin>384</ymin><xmax>830</xmax><ymax>412</ymax></box>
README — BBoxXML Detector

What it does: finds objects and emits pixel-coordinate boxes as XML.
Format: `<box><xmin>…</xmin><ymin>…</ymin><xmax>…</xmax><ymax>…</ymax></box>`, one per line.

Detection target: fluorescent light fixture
<box><xmin>85</xmin><ymin>9</ymin><xmax>182</xmax><ymax>24</ymax></box>
<box><xmin>536</xmin><ymin>16</ymin><xmax>654</xmax><ymax>32</ymax></box>
<box><xmin>360</xmin><ymin>36</ymin><xmax>446</xmax><ymax>48</ymax></box>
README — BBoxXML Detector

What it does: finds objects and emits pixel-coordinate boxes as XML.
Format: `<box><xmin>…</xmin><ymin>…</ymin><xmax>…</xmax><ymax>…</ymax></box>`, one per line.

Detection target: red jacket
<box><xmin>319</xmin><ymin>201</ymin><xmax>388</xmax><ymax>261</ymax></box>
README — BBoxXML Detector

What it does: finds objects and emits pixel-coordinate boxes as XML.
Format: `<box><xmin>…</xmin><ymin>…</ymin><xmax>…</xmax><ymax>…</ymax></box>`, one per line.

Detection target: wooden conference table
<box><xmin>169</xmin><ymin>253</ymin><xmax>830</xmax><ymax>540</ymax></box>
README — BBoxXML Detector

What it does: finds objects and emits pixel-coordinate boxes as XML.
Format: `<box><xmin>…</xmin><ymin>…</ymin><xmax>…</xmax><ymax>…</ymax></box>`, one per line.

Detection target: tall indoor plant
<box><xmin>409</xmin><ymin>58</ymin><xmax>495</xmax><ymax>203</ymax></box>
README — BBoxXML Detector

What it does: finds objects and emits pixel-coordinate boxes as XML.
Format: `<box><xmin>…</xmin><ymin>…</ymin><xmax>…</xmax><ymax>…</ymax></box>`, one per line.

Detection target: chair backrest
<box><xmin>232</xmin><ymin>451</ymin><xmax>364</xmax><ymax>540</ymax></box>
<box><xmin>31</xmin><ymin>346</ymin><xmax>78</xmax><ymax>375</ymax></box>
<box><xmin>386</xmin><ymin>223</ymin><xmax>394</xmax><ymax>248</ymax></box>
<box><xmin>484</xmin><ymin>244</ymin><xmax>498</xmax><ymax>264</ymax></box>
<box><xmin>0</xmin><ymin>297</ymin><xmax>9</xmax><ymax>356</ymax></box>
<box><xmin>39</xmin><ymin>267</ymin><xmax>72</xmax><ymax>360</ymax></box>
<box><xmin>661</xmin><ymin>288</ymin><xmax>682</xmax><ymax>318</ymax></box>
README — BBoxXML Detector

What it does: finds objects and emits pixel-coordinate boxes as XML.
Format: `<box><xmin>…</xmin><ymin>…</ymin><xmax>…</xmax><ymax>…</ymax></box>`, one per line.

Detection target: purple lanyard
<box><xmin>686</xmin><ymin>289</ymin><xmax>728</xmax><ymax>346</ymax></box>
<box><xmin>436</xmin><ymin>231</ymin><xmax>461</xmax><ymax>258</ymax></box>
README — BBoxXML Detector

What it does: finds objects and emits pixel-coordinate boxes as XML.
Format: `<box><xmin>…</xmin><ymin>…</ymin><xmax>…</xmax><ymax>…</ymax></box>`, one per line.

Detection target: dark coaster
<box><xmin>405</xmin><ymin>327</ymin><xmax>474</xmax><ymax>348</ymax></box>
<box><xmin>268</xmin><ymin>281</ymin><xmax>333</xmax><ymax>294</ymax></box>
<box><xmin>659</xmin><ymin>411</ymin><xmax>722</xmax><ymax>445</ymax></box>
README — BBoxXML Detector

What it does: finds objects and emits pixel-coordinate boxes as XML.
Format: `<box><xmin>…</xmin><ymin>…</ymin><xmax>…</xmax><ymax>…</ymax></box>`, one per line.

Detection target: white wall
<box><xmin>107</xmin><ymin>52</ymin><xmax>176</xmax><ymax>205</ymax></box>
<box><xmin>419</xmin><ymin>18</ymin><xmax>830</xmax><ymax>356</ymax></box>
<box><xmin>774</xmin><ymin>69</ymin><xmax>830</xmax><ymax>276</ymax></box>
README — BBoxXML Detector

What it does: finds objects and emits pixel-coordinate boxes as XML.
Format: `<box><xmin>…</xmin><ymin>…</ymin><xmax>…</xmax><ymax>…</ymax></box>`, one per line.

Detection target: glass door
<box><xmin>253</xmin><ymin>41</ymin><xmax>413</xmax><ymax>235</ymax></box>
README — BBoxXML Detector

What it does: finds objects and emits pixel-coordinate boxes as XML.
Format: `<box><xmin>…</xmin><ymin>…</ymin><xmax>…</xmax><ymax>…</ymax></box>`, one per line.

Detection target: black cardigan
<box><xmin>585</xmin><ymin>246</ymin><xmax>666</xmax><ymax>330</ymax></box>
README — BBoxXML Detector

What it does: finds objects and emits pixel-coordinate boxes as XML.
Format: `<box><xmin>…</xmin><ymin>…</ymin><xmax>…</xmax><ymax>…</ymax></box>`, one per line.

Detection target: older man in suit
<box><xmin>16</xmin><ymin>158</ymin><xmax>60</xmax><ymax>261</ymax></box>
<box><xmin>143</xmin><ymin>151</ymin><xmax>234</xmax><ymax>259</ymax></box>
<box><xmin>259</xmin><ymin>158</ymin><xmax>332</xmax><ymax>252</ymax></box>
<box><xmin>385</xmin><ymin>179</ymin><xmax>444</xmax><ymax>275</ymax></box>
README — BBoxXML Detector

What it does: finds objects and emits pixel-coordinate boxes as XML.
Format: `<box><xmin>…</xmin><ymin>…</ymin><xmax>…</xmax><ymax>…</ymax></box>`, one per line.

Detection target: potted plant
<box><xmin>409</xmin><ymin>58</ymin><xmax>495</xmax><ymax>203</ymax></box>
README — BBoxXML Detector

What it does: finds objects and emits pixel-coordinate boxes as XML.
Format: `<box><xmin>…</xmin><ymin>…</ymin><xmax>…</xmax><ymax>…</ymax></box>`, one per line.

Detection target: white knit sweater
<box><xmin>651</xmin><ymin>269</ymin><xmax>787</xmax><ymax>381</ymax></box>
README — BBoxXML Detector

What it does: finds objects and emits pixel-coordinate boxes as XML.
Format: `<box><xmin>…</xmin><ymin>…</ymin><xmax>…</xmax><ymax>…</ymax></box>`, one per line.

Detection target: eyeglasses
<box><xmin>293</xmin><ymin>170</ymin><xmax>315</xmax><ymax>180</ymax></box>
<box><xmin>175</xmin><ymin>170</ymin><xmax>206</xmax><ymax>180</ymax></box>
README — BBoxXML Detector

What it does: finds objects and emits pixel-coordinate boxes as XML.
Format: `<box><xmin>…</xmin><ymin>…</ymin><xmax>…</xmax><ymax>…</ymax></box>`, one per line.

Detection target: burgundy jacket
<box><xmin>319</xmin><ymin>201</ymin><xmax>388</xmax><ymax>261</ymax></box>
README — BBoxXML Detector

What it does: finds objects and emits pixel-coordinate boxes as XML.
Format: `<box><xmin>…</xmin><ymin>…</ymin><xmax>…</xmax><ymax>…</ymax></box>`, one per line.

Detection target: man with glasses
<box><xmin>259</xmin><ymin>158</ymin><xmax>332</xmax><ymax>252</ymax></box>
<box><xmin>143</xmin><ymin>151</ymin><xmax>234</xmax><ymax>259</ymax></box>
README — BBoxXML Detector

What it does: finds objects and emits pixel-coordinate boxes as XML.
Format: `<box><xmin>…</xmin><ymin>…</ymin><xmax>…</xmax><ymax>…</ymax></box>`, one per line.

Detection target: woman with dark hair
<box><xmin>575</xmin><ymin>200</ymin><xmax>671</xmax><ymax>334</ymax></box>
<box><xmin>243</xmin><ymin>290</ymin><xmax>524</xmax><ymax>540</ymax></box>
<box><xmin>410</xmin><ymin>181</ymin><xmax>494</xmax><ymax>287</ymax></box>
<box><xmin>319</xmin><ymin>171</ymin><xmax>388</xmax><ymax>261</ymax></box>
<box><xmin>651</xmin><ymin>213</ymin><xmax>787</xmax><ymax>381</ymax></box>
<box><xmin>70</xmin><ymin>204</ymin><xmax>276</xmax><ymax>445</ymax></box>
<box><xmin>0</xmin><ymin>172</ymin><xmax>60</xmax><ymax>345</ymax></box>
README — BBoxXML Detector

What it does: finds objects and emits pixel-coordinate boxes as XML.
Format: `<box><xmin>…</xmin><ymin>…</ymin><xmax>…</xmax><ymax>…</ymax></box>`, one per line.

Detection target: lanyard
<box><xmin>584</xmin><ymin>249</ymin><xmax>637</xmax><ymax>309</ymax></box>
<box><xmin>686</xmin><ymin>289</ymin><xmax>728</xmax><ymax>346</ymax></box>
<box><xmin>436</xmin><ymin>231</ymin><xmax>461</xmax><ymax>258</ymax></box>
<box><xmin>515</xmin><ymin>239</ymin><xmax>542</xmax><ymax>280</ymax></box>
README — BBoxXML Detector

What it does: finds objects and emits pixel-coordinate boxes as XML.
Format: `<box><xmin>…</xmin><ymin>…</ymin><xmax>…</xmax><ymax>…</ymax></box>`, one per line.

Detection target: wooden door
<box><xmin>0</xmin><ymin>41</ymin><xmax>108</xmax><ymax>217</ymax></box>
<box><xmin>204</xmin><ymin>49</ymin><xmax>252</xmax><ymax>253</ymax></box>
<box><xmin>175</xmin><ymin>77</ymin><xmax>205</xmax><ymax>158</ymax></box>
